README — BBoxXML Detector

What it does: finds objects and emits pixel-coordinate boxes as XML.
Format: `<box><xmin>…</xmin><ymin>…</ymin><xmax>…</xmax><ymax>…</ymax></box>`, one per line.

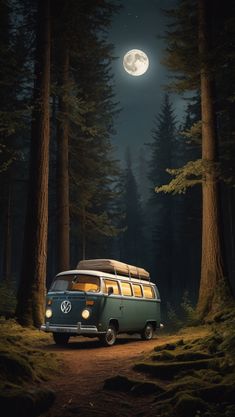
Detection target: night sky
<box><xmin>108</xmin><ymin>0</ymin><xmax>184</xmax><ymax>161</ymax></box>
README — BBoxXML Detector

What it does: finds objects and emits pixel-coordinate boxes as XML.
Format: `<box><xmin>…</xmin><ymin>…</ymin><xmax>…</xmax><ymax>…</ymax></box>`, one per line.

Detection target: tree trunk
<box><xmin>16</xmin><ymin>0</ymin><xmax>50</xmax><ymax>327</ymax></box>
<box><xmin>227</xmin><ymin>188</ymin><xmax>235</xmax><ymax>281</ymax></box>
<box><xmin>82</xmin><ymin>206</ymin><xmax>86</xmax><ymax>260</ymax></box>
<box><xmin>3</xmin><ymin>179</ymin><xmax>12</xmax><ymax>282</ymax></box>
<box><xmin>197</xmin><ymin>0</ymin><xmax>233</xmax><ymax>319</ymax></box>
<box><xmin>56</xmin><ymin>45</ymin><xmax>70</xmax><ymax>272</ymax></box>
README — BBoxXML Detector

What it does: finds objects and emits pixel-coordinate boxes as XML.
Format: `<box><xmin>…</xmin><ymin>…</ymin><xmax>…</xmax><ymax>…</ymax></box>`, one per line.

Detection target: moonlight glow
<box><xmin>123</xmin><ymin>49</ymin><xmax>149</xmax><ymax>76</ymax></box>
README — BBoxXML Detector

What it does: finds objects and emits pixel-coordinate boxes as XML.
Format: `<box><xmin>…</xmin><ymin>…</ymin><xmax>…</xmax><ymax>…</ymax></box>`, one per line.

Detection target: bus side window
<box><xmin>103</xmin><ymin>279</ymin><xmax>120</xmax><ymax>295</ymax></box>
<box><xmin>120</xmin><ymin>281</ymin><xmax>132</xmax><ymax>296</ymax></box>
<box><xmin>132</xmin><ymin>284</ymin><xmax>143</xmax><ymax>298</ymax></box>
<box><xmin>143</xmin><ymin>285</ymin><xmax>155</xmax><ymax>299</ymax></box>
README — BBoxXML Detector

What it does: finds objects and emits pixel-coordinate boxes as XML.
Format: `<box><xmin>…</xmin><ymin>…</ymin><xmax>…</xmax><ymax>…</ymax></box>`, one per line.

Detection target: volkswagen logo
<box><xmin>61</xmin><ymin>300</ymin><xmax>72</xmax><ymax>314</ymax></box>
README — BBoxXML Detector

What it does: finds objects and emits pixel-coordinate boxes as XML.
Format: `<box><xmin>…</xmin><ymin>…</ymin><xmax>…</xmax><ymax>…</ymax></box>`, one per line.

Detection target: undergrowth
<box><xmin>166</xmin><ymin>291</ymin><xmax>200</xmax><ymax>331</ymax></box>
<box><xmin>0</xmin><ymin>281</ymin><xmax>17</xmax><ymax>316</ymax></box>
<box><xmin>0</xmin><ymin>319</ymin><xmax>59</xmax><ymax>417</ymax></box>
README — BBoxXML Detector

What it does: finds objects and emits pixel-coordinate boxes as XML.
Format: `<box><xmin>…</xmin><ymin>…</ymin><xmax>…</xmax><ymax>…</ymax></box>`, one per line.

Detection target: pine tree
<box><xmin>196</xmin><ymin>0</ymin><xmax>233</xmax><ymax>318</ymax></box>
<box><xmin>158</xmin><ymin>0</ymin><xmax>234</xmax><ymax>319</ymax></box>
<box><xmin>0</xmin><ymin>0</ymin><xmax>30</xmax><ymax>282</ymax></box>
<box><xmin>52</xmin><ymin>0</ymin><xmax>71</xmax><ymax>272</ymax></box>
<box><xmin>147</xmin><ymin>94</ymin><xmax>177</xmax><ymax>303</ymax></box>
<box><xmin>66</xmin><ymin>2</ymin><xmax>121</xmax><ymax>262</ymax></box>
<box><xmin>179</xmin><ymin>102</ymin><xmax>202</xmax><ymax>301</ymax></box>
<box><xmin>49</xmin><ymin>1</ymin><xmax>121</xmax><ymax>267</ymax></box>
<box><xmin>0</xmin><ymin>0</ymin><xmax>15</xmax><ymax>282</ymax></box>
<box><xmin>119</xmin><ymin>149</ymin><xmax>145</xmax><ymax>266</ymax></box>
<box><xmin>56</xmin><ymin>45</ymin><xmax>70</xmax><ymax>272</ymax></box>
<box><xmin>136</xmin><ymin>147</ymin><xmax>150</xmax><ymax>206</ymax></box>
<box><xmin>16</xmin><ymin>0</ymin><xmax>51</xmax><ymax>327</ymax></box>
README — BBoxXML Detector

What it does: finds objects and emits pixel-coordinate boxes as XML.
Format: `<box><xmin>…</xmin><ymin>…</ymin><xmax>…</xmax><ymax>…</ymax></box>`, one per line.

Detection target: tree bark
<box><xmin>197</xmin><ymin>0</ymin><xmax>233</xmax><ymax>319</ymax></box>
<box><xmin>3</xmin><ymin>179</ymin><xmax>12</xmax><ymax>282</ymax></box>
<box><xmin>56</xmin><ymin>45</ymin><xmax>70</xmax><ymax>272</ymax></box>
<box><xmin>82</xmin><ymin>206</ymin><xmax>86</xmax><ymax>260</ymax></box>
<box><xmin>16</xmin><ymin>0</ymin><xmax>50</xmax><ymax>327</ymax></box>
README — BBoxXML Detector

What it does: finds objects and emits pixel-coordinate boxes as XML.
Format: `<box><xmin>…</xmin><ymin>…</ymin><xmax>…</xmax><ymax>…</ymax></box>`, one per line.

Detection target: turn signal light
<box><xmin>86</xmin><ymin>300</ymin><xmax>94</xmax><ymax>306</ymax></box>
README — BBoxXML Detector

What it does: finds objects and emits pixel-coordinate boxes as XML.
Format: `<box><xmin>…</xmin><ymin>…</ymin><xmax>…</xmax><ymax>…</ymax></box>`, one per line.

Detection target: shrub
<box><xmin>166</xmin><ymin>292</ymin><xmax>200</xmax><ymax>331</ymax></box>
<box><xmin>0</xmin><ymin>281</ymin><xmax>16</xmax><ymax>316</ymax></box>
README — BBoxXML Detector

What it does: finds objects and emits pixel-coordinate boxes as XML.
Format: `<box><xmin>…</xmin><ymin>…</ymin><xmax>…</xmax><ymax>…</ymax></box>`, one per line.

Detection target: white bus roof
<box><xmin>56</xmin><ymin>269</ymin><xmax>154</xmax><ymax>286</ymax></box>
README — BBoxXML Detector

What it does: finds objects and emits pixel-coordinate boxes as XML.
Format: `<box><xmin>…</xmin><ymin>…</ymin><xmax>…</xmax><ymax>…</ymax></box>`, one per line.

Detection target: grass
<box><xmin>0</xmin><ymin>318</ymin><xmax>59</xmax><ymax>417</ymax></box>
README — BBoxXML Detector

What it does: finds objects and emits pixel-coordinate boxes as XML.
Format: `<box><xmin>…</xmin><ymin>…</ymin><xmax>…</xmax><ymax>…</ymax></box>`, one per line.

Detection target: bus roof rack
<box><xmin>76</xmin><ymin>259</ymin><xmax>150</xmax><ymax>281</ymax></box>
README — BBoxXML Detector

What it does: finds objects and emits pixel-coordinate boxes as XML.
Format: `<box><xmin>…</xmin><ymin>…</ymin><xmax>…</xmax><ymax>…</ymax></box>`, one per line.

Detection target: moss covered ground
<box><xmin>0</xmin><ymin>318</ymin><xmax>59</xmax><ymax>417</ymax></box>
<box><xmin>104</xmin><ymin>309</ymin><xmax>235</xmax><ymax>417</ymax></box>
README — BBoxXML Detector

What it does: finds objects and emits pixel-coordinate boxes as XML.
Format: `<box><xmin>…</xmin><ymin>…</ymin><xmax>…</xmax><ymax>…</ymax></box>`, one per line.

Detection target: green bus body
<box><xmin>41</xmin><ymin>269</ymin><xmax>161</xmax><ymax>346</ymax></box>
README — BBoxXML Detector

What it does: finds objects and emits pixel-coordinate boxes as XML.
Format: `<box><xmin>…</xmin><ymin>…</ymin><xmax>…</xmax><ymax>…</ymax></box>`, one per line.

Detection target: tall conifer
<box><xmin>119</xmin><ymin>149</ymin><xmax>145</xmax><ymax>266</ymax></box>
<box><xmin>16</xmin><ymin>0</ymin><xmax>51</xmax><ymax>327</ymax></box>
<box><xmin>147</xmin><ymin>95</ymin><xmax>177</xmax><ymax>302</ymax></box>
<box><xmin>159</xmin><ymin>0</ymin><xmax>234</xmax><ymax>318</ymax></box>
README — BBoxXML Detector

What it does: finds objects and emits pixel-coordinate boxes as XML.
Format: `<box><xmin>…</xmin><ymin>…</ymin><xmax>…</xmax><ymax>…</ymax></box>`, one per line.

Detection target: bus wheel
<box><xmin>53</xmin><ymin>333</ymin><xmax>70</xmax><ymax>345</ymax></box>
<box><xmin>141</xmin><ymin>323</ymin><xmax>154</xmax><ymax>340</ymax></box>
<box><xmin>99</xmin><ymin>325</ymin><xmax>117</xmax><ymax>347</ymax></box>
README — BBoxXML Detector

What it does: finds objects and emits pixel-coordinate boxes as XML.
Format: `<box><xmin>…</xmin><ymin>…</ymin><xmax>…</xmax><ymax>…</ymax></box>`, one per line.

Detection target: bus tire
<box><xmin>141</xmin><ymin>323</ymin><xmax>154</xmax><ymax>340</ymax></box>
<box><xmin>99</xmin><ymin>325</ymin><xmax>117</xmax><ymax>347</ymax></box>
<box><xmin>53</xmin><ymin>333</ymin><xmax>70</xmax><ymax>345</ymax></box>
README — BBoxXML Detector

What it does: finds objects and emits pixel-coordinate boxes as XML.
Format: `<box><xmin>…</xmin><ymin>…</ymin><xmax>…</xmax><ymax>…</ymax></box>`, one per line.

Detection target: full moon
<box><xmin>123</xmin><ymin>49</ymin><xmax>149</xmax><ymax>76</ymax></box>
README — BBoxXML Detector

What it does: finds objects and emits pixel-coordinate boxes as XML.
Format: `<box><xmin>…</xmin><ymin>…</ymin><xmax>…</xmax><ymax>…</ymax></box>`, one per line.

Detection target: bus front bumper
<box><xmin>41</xmin><ymin>322</ymin><xmax>101</xmax><ymax>335</ymax></box>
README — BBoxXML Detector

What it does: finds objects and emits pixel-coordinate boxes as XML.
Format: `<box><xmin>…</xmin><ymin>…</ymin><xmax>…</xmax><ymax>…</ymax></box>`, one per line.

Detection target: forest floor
<box><xmin>1</xmin><ymin>312</ymin><xmax>235</xmax><ymax>417</ymax></box>
<box><xmin>41</xmin><ymin>332</ymin><xmax>170</xmax><ymax>417</ymax></box>
<box><xmin>41</xmin><ymin>313</ymin><xmax>235</xmax><ymax>417</ymax></box>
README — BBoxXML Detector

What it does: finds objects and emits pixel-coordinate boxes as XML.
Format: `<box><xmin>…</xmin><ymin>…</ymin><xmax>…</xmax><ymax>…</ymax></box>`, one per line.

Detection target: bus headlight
<box><xmin>45</xmin><ymin>308</ymin><xmax>52</xmax><ymax>318</ymax></box>
<box><xmin>81</xmin><ymin>309</ymin><xmax>90</xmax><ymax>320</ymax></box>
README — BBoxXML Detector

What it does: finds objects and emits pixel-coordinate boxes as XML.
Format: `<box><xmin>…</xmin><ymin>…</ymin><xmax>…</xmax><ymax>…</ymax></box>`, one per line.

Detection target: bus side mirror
<box><xmin>108</xmin><ymin>287</ymin><xmax>114</xmax><ymax>296</ymax></box>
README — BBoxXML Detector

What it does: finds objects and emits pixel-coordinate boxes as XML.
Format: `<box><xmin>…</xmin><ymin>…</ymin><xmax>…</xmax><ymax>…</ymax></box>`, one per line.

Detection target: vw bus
<box><xmin>41</xmin><ymin>259</ymin><xmax>161</xmax><ymax>346</ymax></box>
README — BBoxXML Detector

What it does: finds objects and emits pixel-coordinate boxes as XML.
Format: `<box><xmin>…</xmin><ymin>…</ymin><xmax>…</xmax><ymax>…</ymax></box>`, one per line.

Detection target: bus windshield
<box><xmin>50</xmin><ymin>274</ymin><xmax>100</xmax><ymax>292</ymax></box>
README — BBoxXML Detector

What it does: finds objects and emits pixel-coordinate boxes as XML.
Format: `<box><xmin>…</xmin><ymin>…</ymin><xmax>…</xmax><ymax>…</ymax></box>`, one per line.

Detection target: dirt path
<box><xmin>41</xmin><ymin>333</ymin><xmax>170</xmax><ymax>417</ymax></box>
